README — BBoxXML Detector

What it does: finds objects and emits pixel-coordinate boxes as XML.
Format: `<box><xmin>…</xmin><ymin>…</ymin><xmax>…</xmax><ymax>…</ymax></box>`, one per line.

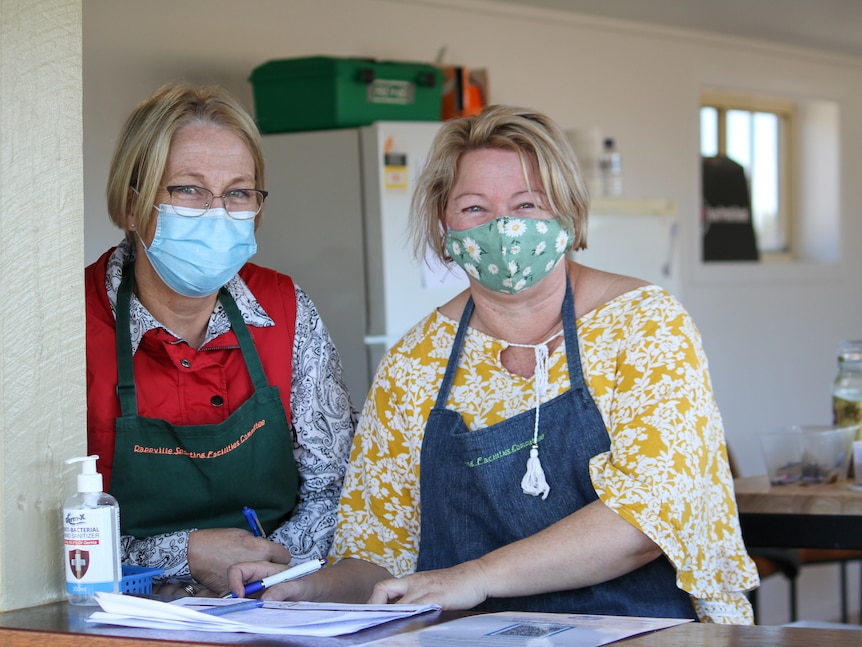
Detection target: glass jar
<box><xmin>833</xmin><ymin>339</ymin><xmax>862</xmax><ymax>441</ymax></box>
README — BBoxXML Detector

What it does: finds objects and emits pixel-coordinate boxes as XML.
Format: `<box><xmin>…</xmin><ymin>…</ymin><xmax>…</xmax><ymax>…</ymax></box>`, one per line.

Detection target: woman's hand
<box><xmin>368</xmin><ymin>561</ymin><xmax>489</xmax><ymax>609</ymax></box>
<box><xmin>187</xmin><ymin>527</ymin><xmax>292</xmax><ymax>595</ymax></box>
<box><xmin>225</xmin><ymin>560</ymin><xmax>329</xmax><ymax>602</ymax></box>
<box><xmin>227</xmin><ymin>557</ymin><xmax>392</xmax><ymax>603</ymax></box>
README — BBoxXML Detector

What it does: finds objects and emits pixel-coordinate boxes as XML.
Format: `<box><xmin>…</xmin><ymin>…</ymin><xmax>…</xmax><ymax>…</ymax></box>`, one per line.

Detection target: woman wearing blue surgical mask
<box><xmin>85</xmin><ymin>83</ymin><xmax>356</xmax><ymax>597</ymax></box>
<box><xmin>228</xmin><ymin>105</ymin><xmax>758</xmax><ymax>624</ymax></box>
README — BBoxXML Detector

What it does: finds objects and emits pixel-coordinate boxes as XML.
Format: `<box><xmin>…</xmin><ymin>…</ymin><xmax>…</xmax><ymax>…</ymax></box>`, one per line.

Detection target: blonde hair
<box><xmin>106</xmin><ymin>82</ymin><xmax>265</xmax><ymax>243</ymax></box>
<box><xmin>411</xmin><ymin>104</ymin><xmax>590</xmax><ymax>264</ymax></box>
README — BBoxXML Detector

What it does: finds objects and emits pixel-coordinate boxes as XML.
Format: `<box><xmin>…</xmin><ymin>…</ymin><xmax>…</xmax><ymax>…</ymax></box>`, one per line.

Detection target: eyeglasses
<box><xmin>162</xmin><ymin>185</ymin><xmax>268</xmax><ymax>220</ymax></box>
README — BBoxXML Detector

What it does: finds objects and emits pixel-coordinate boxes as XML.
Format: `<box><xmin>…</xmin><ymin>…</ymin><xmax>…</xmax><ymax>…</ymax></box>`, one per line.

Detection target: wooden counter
<box><xmin>734</xmin><ymin>476</ymin><xmax>862</xmax><ymax>548</ymax></box>
<box><xmin>1</xmin><ymin>601</ymin><xmax>861</xmax><ymax>646</ymax></box>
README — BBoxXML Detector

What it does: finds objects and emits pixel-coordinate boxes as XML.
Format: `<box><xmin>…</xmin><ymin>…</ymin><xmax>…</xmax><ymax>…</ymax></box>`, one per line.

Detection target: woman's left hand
<box><xmin>187</xmin><ymin>527</ymin><xmax>293</xmax><ymax>595</ymax></box>
<box><xmin>367</xmin><ymin>561</ymin><xmax>489</xmax><ymax>609</ymax></box>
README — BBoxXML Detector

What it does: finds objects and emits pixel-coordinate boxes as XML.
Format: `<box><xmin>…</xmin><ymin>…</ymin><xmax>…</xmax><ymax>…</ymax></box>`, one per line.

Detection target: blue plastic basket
<box><xmin>120</xmin><ymin>565</ymin><xmax>164</xmax><ymax>595</ymax></box>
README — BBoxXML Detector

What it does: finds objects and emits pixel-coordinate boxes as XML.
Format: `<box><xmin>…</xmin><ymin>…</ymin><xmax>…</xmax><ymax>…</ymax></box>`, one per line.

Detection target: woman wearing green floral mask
<box><xmin>227</xmin><ymin>105</ymin><xmax>758</xmax><ymax>625</ymax></box>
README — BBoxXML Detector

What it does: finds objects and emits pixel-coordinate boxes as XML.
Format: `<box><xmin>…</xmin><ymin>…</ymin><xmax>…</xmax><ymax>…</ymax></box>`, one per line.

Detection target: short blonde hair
<box><xmin>411</xmin><ymin>104</ymin><xmax>590</xmax><ymax>263</ymax></box>
<box><xmin>106</xmin><ymin>82</ymin><xmax>265</xmax><ymax>243</ymax></box>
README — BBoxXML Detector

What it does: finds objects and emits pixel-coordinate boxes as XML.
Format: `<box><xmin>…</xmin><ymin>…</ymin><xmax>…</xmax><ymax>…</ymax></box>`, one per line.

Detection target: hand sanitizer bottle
<box><xmin>63</xmin><ymin>455</ymin><xmax>121</xmax><ymax>605</ymax></box>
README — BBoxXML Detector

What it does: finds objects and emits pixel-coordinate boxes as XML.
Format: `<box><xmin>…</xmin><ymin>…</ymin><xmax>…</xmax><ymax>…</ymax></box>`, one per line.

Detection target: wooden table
<box><xmin>734</xmin><ymin>476</ymin><xmax>862</xmax><ymax>549</ymax></box>
<box><xmin>1</xmin><ymin>601</ymin><xmax>861</xmax><ymax>646</ymax></box>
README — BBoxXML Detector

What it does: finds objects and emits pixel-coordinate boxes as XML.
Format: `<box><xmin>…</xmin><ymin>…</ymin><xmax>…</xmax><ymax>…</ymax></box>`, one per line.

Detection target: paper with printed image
<box><xmin>361</xmin><ymin>611</ymin><xmax>692</xmax><ymax>646</ymax></box>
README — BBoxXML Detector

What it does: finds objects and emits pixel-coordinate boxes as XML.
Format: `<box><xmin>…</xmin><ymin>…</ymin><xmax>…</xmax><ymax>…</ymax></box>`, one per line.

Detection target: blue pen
<box><xmin>198</xmin><ymin>599</ymin><xmax>264</xmax><ymax>616</ymax></box>
<box><xmin>243</xmin><ymin>506</ymin><xmax>266</xmax><ymax>538</ymax></box>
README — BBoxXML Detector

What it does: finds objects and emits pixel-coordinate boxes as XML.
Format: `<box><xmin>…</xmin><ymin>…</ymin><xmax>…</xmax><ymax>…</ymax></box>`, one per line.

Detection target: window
<box><xmin>700</xmin><ymin>92</ymin><xmax>795</xmax><ymax>257</ymax></box>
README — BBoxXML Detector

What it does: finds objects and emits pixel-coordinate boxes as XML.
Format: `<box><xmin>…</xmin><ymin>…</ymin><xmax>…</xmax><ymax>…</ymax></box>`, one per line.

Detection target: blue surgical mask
<box><xmin>141</xmin><ymin>205</ymin><xmax>257</xmax><ymax>298</ymax></box>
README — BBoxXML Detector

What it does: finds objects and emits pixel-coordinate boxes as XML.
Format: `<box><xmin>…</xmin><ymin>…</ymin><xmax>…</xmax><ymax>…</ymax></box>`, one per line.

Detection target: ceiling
<box><xmin>487</xmin><ymin>0</ymin><xmax>862</xmax><ymax>59</ymax></box>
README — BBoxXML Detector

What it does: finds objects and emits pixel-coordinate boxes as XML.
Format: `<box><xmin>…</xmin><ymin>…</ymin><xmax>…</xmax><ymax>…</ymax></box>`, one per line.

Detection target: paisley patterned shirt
<box><xmin>329</xmin><ymin>284</ymin><xmax>758</xmax><ymax>624</ymax></box>
<box><xmin>105</xmin><ymin>242</ymin><xmax>357</xmax><ymax>583</ymax></box>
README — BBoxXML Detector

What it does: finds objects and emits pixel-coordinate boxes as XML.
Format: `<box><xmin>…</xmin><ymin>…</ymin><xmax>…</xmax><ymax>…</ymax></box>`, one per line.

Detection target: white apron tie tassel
<box><xmin>512</xmin><ymin>331</ymin><xmax>560</xmax><ymax>501</ymax></box>
<box><xmin>521</xmin><ymin>444</ymin><xmax>550</xmax><ymax>499</ymax></box>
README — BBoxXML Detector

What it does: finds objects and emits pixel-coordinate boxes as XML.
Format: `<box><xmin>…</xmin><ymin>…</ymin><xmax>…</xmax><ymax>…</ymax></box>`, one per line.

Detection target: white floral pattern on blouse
<box><xmin>329</xmin><ymin>284</ymin><xmax>758</xmax><ymax>624</ymax></box>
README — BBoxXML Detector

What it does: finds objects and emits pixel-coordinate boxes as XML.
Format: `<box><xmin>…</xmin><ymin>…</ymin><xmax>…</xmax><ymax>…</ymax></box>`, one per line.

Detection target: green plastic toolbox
<box><xmin>249</xmin><ymin>56</ymin><xmax>445</xmax><ymax>133</ymax></box>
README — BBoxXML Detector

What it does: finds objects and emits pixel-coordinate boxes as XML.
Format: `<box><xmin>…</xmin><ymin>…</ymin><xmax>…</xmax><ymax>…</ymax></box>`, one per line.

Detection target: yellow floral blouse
<box><xmin>329</xmin><ymin>285</ymin><xmax>759</xmax><ymax>624</ymax></box>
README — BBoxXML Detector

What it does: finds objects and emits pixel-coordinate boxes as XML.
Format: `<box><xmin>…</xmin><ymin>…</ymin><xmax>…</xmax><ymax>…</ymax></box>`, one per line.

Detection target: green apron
<box><xmin>110</xmin><ymin>267</ymin><xmax>299</xmax><ymax>538</ymax></box>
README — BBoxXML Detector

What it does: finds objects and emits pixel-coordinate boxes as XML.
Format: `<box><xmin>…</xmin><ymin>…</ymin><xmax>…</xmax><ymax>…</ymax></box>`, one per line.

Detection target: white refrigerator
<box><xmin>256</xmin><ymin>122</ymin><xmax>467</xmax><ymax>402</ymax></box>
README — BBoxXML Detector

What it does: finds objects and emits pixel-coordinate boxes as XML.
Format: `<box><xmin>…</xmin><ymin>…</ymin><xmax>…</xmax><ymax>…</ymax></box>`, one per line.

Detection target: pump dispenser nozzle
<box><xmin>66</xmin><ymin>455</ymin><xmax>103</xmax><ymax>494</ymax></box>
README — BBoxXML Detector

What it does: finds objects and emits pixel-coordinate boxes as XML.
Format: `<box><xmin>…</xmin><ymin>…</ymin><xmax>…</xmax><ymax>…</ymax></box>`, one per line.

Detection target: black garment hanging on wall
<box><xmin>701</xmin><ymin>155</ymin><xmax>759</xmax><ymax>262</ymax></box>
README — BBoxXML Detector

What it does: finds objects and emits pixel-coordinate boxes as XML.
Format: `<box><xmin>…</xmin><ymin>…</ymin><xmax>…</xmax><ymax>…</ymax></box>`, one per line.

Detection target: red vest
<box><xmin>86</xmin><ymin>249</ymin><xmax>296</xmax><ymax>491</ymax></box>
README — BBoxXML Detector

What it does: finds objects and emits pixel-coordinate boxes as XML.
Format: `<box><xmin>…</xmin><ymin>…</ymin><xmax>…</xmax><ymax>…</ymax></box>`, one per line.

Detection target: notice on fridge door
<box><xmin>384</xmin><ymin>153</ymin><xmax>408</xmax><ymax>190</ymax></box>
<box><xmin>383</xmin><ymin>138</ymin><xmax>408</xmax><ymax>190</ymax></box>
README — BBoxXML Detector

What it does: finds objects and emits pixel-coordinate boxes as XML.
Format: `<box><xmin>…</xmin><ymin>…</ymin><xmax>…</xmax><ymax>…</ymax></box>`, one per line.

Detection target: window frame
<box><xmin>700</xmin><ymin>91</ymin><xmax>796</xmax><ymax>261</ymax></box>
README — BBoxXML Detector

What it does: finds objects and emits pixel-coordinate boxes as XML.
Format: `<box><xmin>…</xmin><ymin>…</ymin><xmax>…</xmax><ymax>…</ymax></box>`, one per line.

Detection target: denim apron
<box><xmin>110</xmin><ymin>267</ymin><xmax>299</xmax><ymax>539</ymax></box>
<box><xmin>417</xmin><ymin>278</ymin><xmax>696</xmax><ymax>618</ymax></box>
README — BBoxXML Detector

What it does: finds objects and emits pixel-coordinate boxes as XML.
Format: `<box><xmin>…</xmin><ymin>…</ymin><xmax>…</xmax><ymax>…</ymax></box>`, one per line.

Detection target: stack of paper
<box><xmin>88</xmin><ymin>593</ymin><xmax>440</xmax><ymax>637</ymax></box>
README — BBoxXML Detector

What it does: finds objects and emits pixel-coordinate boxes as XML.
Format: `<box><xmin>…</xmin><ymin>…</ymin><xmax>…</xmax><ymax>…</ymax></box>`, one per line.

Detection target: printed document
<box><xmin>361</xmin><ymin>611</ymin><xmax>692</xmax><ymax>646</ymax></box>
<box><xmin>87</xmin><ymin>593</ymin><xmax>440</xmax><ymax>637</ymax></box>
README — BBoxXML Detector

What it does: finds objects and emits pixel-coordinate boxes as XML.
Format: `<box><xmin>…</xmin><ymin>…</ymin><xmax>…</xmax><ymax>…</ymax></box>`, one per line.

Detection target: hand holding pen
<box><xmin>226</xmin><ymin>558</ymin><xmax>327</xmax><ymax>598</ymax></box>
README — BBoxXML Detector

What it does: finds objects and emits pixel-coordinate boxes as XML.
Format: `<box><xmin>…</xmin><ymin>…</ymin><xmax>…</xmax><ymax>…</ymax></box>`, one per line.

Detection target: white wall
<box><xmin>82</xmin><ymin>0</ymin><xmax>862</xmax><ymax>624</ymax></box>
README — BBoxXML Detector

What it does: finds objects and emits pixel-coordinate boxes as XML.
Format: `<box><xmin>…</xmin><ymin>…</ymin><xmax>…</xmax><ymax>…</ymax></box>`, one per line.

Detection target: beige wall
<box><xmin>0</xmin><ymin>0</ymin><xmax>85</xmax><ymax>611</ymax></box>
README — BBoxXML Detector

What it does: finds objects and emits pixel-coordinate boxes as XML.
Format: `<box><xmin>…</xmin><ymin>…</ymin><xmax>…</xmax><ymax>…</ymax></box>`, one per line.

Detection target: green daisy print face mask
<box><xmin>445</xmin><ymin>217</ymin><xmax>571</xmax><ymax>294</ymax></box>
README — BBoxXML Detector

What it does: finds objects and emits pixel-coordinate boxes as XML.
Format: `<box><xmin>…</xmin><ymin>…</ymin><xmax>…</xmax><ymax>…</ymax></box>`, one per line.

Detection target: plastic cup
<box><xmin>798</xmin><ymin>425</ymin><xmax>856</xmax><ymax>483</ymax></box>
<box><xmin>760</xmin><ymin>425</ymin><xmax>857</xmax><ymax>485</ymax></box>
<box><xmin>760</xmin><ymin>430</ymin><xmax>803</xmax><ymax>485</ymax></box>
